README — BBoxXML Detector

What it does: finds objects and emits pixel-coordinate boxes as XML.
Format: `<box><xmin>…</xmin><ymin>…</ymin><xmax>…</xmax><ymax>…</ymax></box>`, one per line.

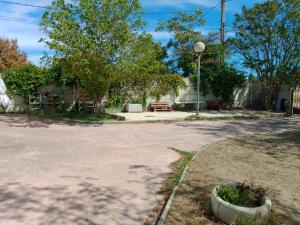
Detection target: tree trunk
<box><xmin>96</xmin><ymin>97</ymin><xmax>105</xmax><ymax>113</ymax></box>
<box><xmin>261</xmin><ymin>80</ymin><xmax>281</xmax><ymax>111</ymax></box>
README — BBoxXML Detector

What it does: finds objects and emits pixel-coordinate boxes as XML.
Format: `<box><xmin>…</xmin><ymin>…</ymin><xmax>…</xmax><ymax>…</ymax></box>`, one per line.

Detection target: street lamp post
<box><xmin>194</xmin><ymin>41</ymin><xmax>205</xmax><ymax>116</ymax></box>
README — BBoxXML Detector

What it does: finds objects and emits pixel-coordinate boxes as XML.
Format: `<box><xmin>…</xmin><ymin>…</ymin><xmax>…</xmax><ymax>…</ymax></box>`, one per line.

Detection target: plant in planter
<box><xmin>211</xmin><ymin>182</ymin><xmax>271</xmax><ymax>225</ymax></box>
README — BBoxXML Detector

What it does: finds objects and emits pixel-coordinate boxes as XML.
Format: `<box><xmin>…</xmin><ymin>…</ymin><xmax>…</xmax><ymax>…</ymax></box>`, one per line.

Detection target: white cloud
<box><xmin>0</xmin><ymin>1</ymin><xmax>51</xmax><ymax>64</ymax></box>
<box><xmin>148</xmin><ymin>31</ymin><xmax>172</xmax><ymax>39</ymax></box>
<box><xmin>148</xmin><ymin>26</ymin><xmax>221</xmax><ymax>40</ymax></box>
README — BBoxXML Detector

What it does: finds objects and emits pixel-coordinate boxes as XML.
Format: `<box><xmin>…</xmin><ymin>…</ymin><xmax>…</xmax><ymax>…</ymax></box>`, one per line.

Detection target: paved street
<box><xmin>0</xmin><ymin>115</ymin><xmax>299</xmax><ymax>225</ymax></box>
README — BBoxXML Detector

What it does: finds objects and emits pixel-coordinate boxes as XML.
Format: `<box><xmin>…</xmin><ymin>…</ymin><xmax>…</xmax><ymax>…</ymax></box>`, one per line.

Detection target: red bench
<box><xmin>207</xmin><ymin>100</ymin><xmax>227</xmax><ymax>110</ymax></box>
<box><xmin>150</xmin><ymin>102</ymin><xmax>171</xmax><ymax>112</ymax></box>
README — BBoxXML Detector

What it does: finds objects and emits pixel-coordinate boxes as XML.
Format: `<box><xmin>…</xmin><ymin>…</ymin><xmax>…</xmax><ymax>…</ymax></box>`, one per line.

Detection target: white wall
<box><xmin>146</xmin><ymin>78</ymin><xmax>218</xmax><ymax>108</ymax></box>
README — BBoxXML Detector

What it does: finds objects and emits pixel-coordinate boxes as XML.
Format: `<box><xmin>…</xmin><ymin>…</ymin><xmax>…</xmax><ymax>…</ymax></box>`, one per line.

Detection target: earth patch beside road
<box><xmin>164</xmin><ymin>131</ymin><xmax>300</xmax><ymax>225</ymax></box>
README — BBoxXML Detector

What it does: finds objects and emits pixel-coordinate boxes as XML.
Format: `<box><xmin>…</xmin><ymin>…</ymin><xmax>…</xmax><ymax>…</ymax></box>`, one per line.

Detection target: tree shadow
<box><xmin>232</xmin><ymin>131</ymin><xmax>300</xmax><ymax>161</ymax></box>
<box><xmin>0</xmin><ymin>164</ymin><xmax>167</xmax><ymax>225</ymax></box>
<box><xmin>176</xmin><ymin>118</ymin><xmax>300</xmax><ymax>137</ymax></box>
<box><xmin>0</xmin><ymin>114</ymin><xmax>103</xmax><ymax>128</ymax></box>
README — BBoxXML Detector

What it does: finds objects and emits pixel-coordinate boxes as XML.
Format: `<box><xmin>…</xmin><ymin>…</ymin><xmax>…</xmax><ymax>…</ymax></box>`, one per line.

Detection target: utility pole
<box><xmin>220</xmin><ymin>0</ymin><xmax>226</xmax><ymax>64</ymax></box>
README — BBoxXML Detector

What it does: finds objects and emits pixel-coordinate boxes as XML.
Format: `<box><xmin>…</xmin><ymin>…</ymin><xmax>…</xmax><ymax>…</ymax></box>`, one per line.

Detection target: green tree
<box><xmin>190</xmin><ymin>63</ymin><xmax>244</xmax><ymax>105</ymax></box>
<box><xmin>230</xmin><ymin>0</ymin><xmax>300</xmax><ymax>110</ymax></box>
<box><xmin>158</xmin><ymin>12</ymin><xmax>243</xmax><ymax>104</ymax></box>
<box><xmin>116</xmin><ymin>33</ymin><xmax>186</xmax><ymax>107</ymax></box>
<box><xmin>156</xmin><ymin>10</ymin><xmax>205</xmax><ymax>77</ymax></box>
<box><xmin>211</xmin><ymin>65</ymin><xmax>244</xmax><ymax>104</ymax></box>
<box><xmin>0</xmin><ymin>38</ymin><xmax>28</xmax><ymax>73</ymax></box>
<box><xmin>40</xmin><ymin>0</ymin><xmax>143</xmax><ymax>111</ymax></box>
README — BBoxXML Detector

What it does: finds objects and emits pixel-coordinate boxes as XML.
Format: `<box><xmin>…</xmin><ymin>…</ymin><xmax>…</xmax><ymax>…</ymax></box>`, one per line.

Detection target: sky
<box><xmin>0</xmin><ymin>0</ymin><xmax>265</xmax><ymax>65</ymax></box>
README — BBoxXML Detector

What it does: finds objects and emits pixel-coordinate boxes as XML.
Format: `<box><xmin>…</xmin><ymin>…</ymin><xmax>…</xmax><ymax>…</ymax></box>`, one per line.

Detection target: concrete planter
<box><xmin>125</xmin><ymin>103</ymin><xmax>143</xmax><ymax>113</ymax></box>
<box><xmin>211</xmin><ymin>182</ymin><xmax>272</xmax><ymax>224</ymax></box>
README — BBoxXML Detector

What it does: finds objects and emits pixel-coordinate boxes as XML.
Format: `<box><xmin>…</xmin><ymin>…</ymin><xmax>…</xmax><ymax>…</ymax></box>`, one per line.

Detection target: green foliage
<box><xmin>163</xmin><ymin>148</ymin><xmax>194</xmax><ymax>193</ymax></box>
<box><xmin>156</xmin><ymin>10</ymin><xmax>205</xmax><ymax>77</ymax></box>
<box><xmin>40</xmin><ymin>0</ymin><xmax>143</xmax><ymax>105</ymax></box>
<box><xmin>190</xmin><ymin>64</ymin><xmax>244</xmax><ymax>104</ymax></box>
<box><xmin>210</xmin><ymin>65</ymin><xmax>244</xmax><ymax>104</ymax></box>
<box><xmin>3</xmin><ymin>64</ymin><xmax>51</xmax><ymax>100</ymax></box>
<box><xmin>26</xmin><ymin>110</ymin><xmax>114</xmax><ymax>122</ymax></box>
<box><xmin>218</xmin><ymin>186</ymin><xmax>241</xmax><ymax>205</ymax></box>
<box><xmin>229</xmin><ymin>0</ymin><xmax>300</xmax><ymax>109</ymax></box>
<box><xmin>157</xmin><ymin>12</ymin><xmax>243</xmax><ymax>103</ymax></box>
<box><xmin>40</xmin><ymin>0</ymin><xmax>184</xmax><ymax>110</ymax></box>
<box><xmin>217</xmin><ymin>183</ymin><xmax>267</xmax><ymax>207</ymax></box>
<box><xmin>112</xmin><ymin>33</ymin><xmax>186</xmax><ymax>107</ymax></box>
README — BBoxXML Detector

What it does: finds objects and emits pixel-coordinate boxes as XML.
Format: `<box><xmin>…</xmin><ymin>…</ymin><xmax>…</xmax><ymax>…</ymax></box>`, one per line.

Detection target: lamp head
<box><xmin>194</xmin><ymin>41</ymin><xmax>205</xmax><ymax>53</ymax></box>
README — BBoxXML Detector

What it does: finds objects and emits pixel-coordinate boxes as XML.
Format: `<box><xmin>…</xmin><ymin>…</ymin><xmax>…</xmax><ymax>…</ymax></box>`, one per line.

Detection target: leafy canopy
<box><xmin>112</xmin><ymin>33</ymin><xmax>186</xmax><ymax>106</ymax></box>
<box><xmin>40</xmin><ymin>0</ymin><xmax>143</xmax><ymax>101</ymax></box>
<box><xmin>157</xmin><ymin>11</ymin><xmax>244</xmax><ymax>104</ymax></box>
<box><xmin>3</xmin><ymin>64</ymin><xmax>51</xmax><ymax>100</ymax></box>
<box><xmin>0</xmin><ymin>38</ymin><xmax>28</xmax><ymax>73</ymax></box>
<box><xmin>230</xmin><ymin>0</ymin><xmax>300</xmax><ymax>109</ymax></box>
<box><xmin>156</xmin><ymin>10</ymin><xmax>205</xmax><ymax>77</ymax></box>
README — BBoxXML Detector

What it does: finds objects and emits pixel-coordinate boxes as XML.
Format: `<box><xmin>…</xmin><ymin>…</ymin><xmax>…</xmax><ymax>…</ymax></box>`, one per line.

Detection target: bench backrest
<box><xmin>150</xmin><ymin>102</ymin><xmax>170</xmax><ymax>106</ymax></box>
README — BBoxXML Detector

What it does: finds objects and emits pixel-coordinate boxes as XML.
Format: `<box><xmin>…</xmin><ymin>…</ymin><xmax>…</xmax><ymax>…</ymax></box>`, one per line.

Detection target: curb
<box><xmin>155</xmin><ymin>151</ymin><xmax>198</xmax><ymax>225</ymax></box>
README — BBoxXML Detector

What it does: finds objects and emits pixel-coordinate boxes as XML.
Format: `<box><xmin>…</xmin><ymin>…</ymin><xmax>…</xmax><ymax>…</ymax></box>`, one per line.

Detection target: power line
<box><xmin>141</xmin><ymin>3</ymin><xmax>221</xmax><ymax>15</ymax></box>
<box><xmin>0</xmin><ymin>1</ymin><xmax>232</xmax><ymax>27</ymax></box>
<box><xmin>0</xmin><ymin>0</ymin><xmax>222</xmax><ymax>16</ymax></box>
<box><xmin>0</xmin><ymin>15</ymin><xmax>38</xmax><ymax>23</ymax></box>
<box><xmin>0</xmin><ymin>0</ymin><xmax>47</xmax><ymax>9</ymax></box>
<box><xmin>0</xmin><ymin>15</ymin><xmax>39</xmax><ymax>24</ymax></box>
<box><xmin>0</xmin><ymin>15</ymin><xmax>224</xmax><ymax>32</ymax></box>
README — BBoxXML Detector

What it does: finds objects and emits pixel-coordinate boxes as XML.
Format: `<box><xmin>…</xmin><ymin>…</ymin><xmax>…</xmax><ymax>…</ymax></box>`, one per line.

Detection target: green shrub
<box><xmin>217</xmin><ymin>183</ymin><xmax>267</xmax><ymax>207</ymax></box>
<box><xmin>3</xmin><ymin>64</ymin><xmax>53</xmax><ymax>101</ymax></box>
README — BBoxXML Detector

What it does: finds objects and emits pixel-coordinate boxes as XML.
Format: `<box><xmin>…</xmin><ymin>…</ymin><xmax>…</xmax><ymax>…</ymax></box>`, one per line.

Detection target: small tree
<box><xmin>0</xmin><ymin>38</ymin><xmax>28</xmax><ymax>73</ymax></box>
<box><xmin>40</xmin><ymin>0</ymin><xmax>143</xmax><ymax>112</ymax></box>
<box><xmin>230</xmin><ymin>0</ymin><xmax>300</xmax><ymax>110</ymax></box>
<box><xmin>156</xmin><ymin>10</ymin><xmax>205</xmax><ymax>77</ymax></box>
<box><xmin>117</xmin><ymin>33</ymin><xmax>186</xmax><ymax>107</ymax></box>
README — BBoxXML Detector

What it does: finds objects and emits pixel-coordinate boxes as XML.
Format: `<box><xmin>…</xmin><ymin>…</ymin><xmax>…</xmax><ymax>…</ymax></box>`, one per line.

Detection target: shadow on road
<box><xmin>176</xmin><ymin>118</ymin><xmax>300</xmax><ymax>137</ymax></box>
<box><xmin>0</xmin><ymin>164</ymin><xmax>167</xmax><ymax>225</ymax></box>
<box><xmin>0</xmin><ymin>114</ymin><xmax>102</xmax><ymax>128</ymax></box>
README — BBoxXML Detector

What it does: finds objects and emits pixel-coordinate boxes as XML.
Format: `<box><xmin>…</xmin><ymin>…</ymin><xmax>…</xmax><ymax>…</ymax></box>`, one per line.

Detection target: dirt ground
<box><xmin>164</xmin><ymin>131</ymin><xmax>300</xmax><ymax>225</ymax></box>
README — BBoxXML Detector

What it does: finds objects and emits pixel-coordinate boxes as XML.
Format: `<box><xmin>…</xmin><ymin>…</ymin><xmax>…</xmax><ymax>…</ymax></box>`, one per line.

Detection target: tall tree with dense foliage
<box><xmin>156</xmin><ymin>10</ymin><xmax>205</xmax><ymax>77</ymax></box>
<box><xmin>40</xmin><ymin>0</ymin><xmax>143</xmax><ymax>111</ymax></box>
<box><xmin>230</xmin><ymin>0</ymin><xmax>300</xmax><ymax>109</ymax></box>
<box><xmin>41</xmin><ymin>0</ymin><xmax>186</xmax><ymax>111</ymax></box>
<box><xmin>0</xmin><ymin>38</ymin><xmax>28</xmax><ymax>73</ymax></box>
<box><xmin>157</xmin><ymin>12</ymin><xmax>244</xmax><ymax>104</ymax></box>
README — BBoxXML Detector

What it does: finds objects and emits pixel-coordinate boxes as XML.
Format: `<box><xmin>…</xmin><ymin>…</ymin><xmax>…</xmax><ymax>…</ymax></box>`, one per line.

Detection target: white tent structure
<box><xmin>0</xmin><ymin>74</ymin><xmax>14</xmax><ymax>112</ymax></box>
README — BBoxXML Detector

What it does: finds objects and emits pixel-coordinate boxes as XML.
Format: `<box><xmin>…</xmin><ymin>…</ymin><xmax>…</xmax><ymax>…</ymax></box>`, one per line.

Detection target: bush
<box><xmin>190</xmin><ymin>64</ymin><xmax>245</xmax><ymax>105</ymax></box>
<box><xmin>4</xmin><ymin>64</ymin><xmax>52</xmax><ymax>101</ymax></box>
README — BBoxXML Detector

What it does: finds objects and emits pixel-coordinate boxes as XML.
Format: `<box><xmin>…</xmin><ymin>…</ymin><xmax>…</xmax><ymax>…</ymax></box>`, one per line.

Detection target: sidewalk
<box><xmin>113</xmin><ymin>110</ymin><xmax>275</xmax><ymax>122</ymax></box>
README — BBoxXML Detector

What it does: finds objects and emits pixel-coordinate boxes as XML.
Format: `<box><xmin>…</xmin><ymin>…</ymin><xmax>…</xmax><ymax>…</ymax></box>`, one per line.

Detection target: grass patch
<box><xmin>144</xmin><ymin>148</ymin><xmax>194</xmax><ymax>225</ymax></box>
<box><xmin>185</xmin><ymin>115</ymin><xmax>260</xmax><ymax>121</ymax></box>
<box><xmin>24</xmin><ymin>110</ymin><xmax>115</xmax><ymax>122</ymax></box>
<box><xmin>161</xmin><ymin>148</ymin><xmax>195</xmax><ymax>195</ymax></box>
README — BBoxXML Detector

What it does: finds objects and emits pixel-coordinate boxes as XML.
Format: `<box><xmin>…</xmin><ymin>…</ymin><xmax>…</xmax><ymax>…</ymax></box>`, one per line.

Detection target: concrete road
<box><xmin>0</xmin><ymin>115</ymin><xmax>299</xmax><ymax>225</ymax></box>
